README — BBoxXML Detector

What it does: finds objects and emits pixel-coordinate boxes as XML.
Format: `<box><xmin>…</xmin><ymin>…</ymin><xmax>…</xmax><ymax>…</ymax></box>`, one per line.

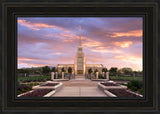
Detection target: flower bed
<box><xmin>20</xmin><ymin>89</ymin><xmax>52</xmax><ymax>97</ymax></box>
<box><xmin>41</xmin><ymin>83</ymin><xmax>59</xmax><ymax>86</ymax></box>
<box><xmin>17</xmin><ymin>85</ymin><xmax>32</xmax><ymax>95</ymax></box>
<box><xmin>101</xmin><ymin>82</ymin><xmax>119</xmax><ymax>86</ymax></box>
<box><xmin>108</xmin><ymin>89</ymin><xmax>141</xmax><ymax>97</ymax></box>
<box><xmin>32</xmin><ymin>81</ymin><xmax>63</xmax><ymax>92</ymax></box>
<box><xmin>98</xmin><ymin>82</ymin><xmax>127</xmax><ymax>90</ymax></box>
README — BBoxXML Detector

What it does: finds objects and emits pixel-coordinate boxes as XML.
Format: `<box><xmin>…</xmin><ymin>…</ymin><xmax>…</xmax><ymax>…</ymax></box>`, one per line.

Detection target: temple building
<box><xmin>57</xmin><ymin>26</ymin><xmax>103</xmax><ymax>75</ymax></box>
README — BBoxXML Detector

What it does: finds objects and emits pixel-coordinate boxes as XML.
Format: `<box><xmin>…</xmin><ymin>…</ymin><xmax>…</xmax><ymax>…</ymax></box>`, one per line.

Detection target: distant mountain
<box><xmin>19</xmin><ymin>66</ymin><xmax>56</xmax><ymax>69</ymax></box>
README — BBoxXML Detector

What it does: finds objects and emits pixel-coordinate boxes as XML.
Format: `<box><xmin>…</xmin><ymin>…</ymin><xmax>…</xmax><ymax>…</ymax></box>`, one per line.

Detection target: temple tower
<box><xmin>74</xmin><ymin>25</ymin><xmax>86</xmax><ymax>75</ymax></box>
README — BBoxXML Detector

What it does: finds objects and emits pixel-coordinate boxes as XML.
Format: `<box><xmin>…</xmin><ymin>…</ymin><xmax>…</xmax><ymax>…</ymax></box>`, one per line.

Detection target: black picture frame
<box><xmin>0</xmin><ymin>0</ymin><xmax>159</xmax><ymax>113</ymax></box>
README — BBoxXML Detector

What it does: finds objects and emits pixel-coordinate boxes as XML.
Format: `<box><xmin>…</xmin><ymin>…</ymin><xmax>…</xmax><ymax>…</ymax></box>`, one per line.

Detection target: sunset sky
<box><xmin>18</xmin><ymin>17</ymin><xmax>143</xmax><ymax>71</ymax></box>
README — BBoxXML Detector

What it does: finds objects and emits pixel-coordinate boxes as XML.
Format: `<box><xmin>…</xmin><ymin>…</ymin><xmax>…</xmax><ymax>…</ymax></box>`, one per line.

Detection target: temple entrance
<box><xmin>75</xmin><ymin>70</ymin><xmax>85</xmax><ymax>80</ymax></box>
<box><xmin>77</xmin><ymin>70</ymin><xmax>83</xmax><ymax>74</ymax></box>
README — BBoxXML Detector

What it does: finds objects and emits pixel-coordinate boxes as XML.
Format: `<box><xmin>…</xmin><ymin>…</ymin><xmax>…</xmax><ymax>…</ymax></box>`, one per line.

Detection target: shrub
<box><xmin>138</xmin><ymin>88</ymin><xmax>143</xmax><ymax>95</ymax></box>
<box><xmin>18</xmin><ymin>76</ymin><xmax>50</xmax><ymax>82</ymax></box>
<box><xmin>127</xmin><ymin>80</ymin><xmax>143</xmax><ymax>93</ymax></box>
<box><xmin>130</xmin><ymin>86</ymin><xmax>138</xmax><ymax>91</ymax></box>
<box><xmin>17</xmin><ymin>85</ymin><xmax>32</xmax><ymax>95</ymax></box>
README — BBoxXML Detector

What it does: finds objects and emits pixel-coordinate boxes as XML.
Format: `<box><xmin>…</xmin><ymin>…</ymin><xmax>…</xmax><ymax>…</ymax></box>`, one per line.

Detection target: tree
<box><xmin>88</xmin><ymin>68</ymin><xmax>93</xmax><ymax>76</ymax></box>
<box><xmin>61</xmin><ymin>67</ymin><xmax>65</xmax><ymax>72</ymax></box>
<box><xmin>24</xmin><ymin>68</ymin><xmax>30</xmax><ymax>74</ymax></box>
<box><xmin>17</xmin><ymin>69</ymin><xmax>25</xmax><ymax>73</ymax></box>
<box><xmin>51</xmin><ymin>67</ymin><xmax>56</xmax><ymax>72</ymax></box>
<box><xmin>109</xmin><ymin>67</ymin><xmax>118</xmax><ymax>76</ymax></box>
<box><xmin>117</xmin><ymin>69</ymin><xmax>123</xmax><ymax>76</ymax></box>
<box><xmin>102</xmin><ymin>68</ymin><xmax>108</xmax><ymax>73</ymax></box>
<box><xmin>55</xmin><ymin>68</ymin><xmax>58</xmax><ymax>72</ymax></box>
<box><xmin>94</xmin><ymin>69</ymin><xmax>98</xmax><ymax>74</ymax></box>
<box><xmin>121</xmin><ymin>67</ymin><xmax>133</xmax><ymax>75</ymax></box>
<box><xmin>68</xmin><ymin>67</ymin><xmax>72</xmax><ymax>79</ymax></box>
<box><xmin>17</xmin><ymin>69</ymin><xmax>29</xmax><ymax>77</ymax></box>
<box><xmin>68</xmin><ymin>67</ymin><xmax>72</xmax><ymax>74</ymax></box>
<box><xmin>34</xmin><ymin>68</ymin><xmax>42</xmax><ymax>76</ymax></box>
<box><xmin>35</xmin><ymin>70</ymin><xmax>41</xmax><ymax>74</ymax></box>
<box><xmin>42</xmin><ymin>66</ymin><xmax>50</xmax><ymax>75</ymax></box>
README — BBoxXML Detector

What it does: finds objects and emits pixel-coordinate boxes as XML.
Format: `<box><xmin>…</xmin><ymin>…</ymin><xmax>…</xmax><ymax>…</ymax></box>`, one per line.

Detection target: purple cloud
<box><xmin>18</xmin><ymin>17</ymin><xmax>143</xmax><ymax>71</ymax></box>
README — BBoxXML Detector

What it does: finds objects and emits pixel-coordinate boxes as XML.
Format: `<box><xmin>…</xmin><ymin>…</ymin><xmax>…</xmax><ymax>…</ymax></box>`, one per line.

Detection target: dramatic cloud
<box><xmin>18</xmin><ymin>17</ymin><xmax>143</xmax><ymax>71</ymax></box>
<box><xmin>18</xmin><ymin>19</ymin><xmax>62</xmax><ymax>31</ymax></box>
<box><xmin>113</xmin><ymin>41</ymin><xmax>133</xmax><ymax>48</ymax></box>
<box><xmin>109</xmin><ymin>30</ymin><xmax>142</xmax><ymax>38</ymax></box>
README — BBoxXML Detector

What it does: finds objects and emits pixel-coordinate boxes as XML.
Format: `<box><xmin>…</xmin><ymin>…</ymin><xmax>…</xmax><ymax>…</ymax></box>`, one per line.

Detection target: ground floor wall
<box><xmin>57</xmin><ymin>64</ymin><xmax>103</xmax><ymax>75</ymax></box>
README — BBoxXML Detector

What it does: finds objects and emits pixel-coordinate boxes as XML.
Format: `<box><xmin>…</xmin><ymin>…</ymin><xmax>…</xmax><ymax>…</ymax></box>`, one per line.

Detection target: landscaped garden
<box><xmin>98</xmin><ymin>80</ymin><xmax>143</xmax><ymax>97</ymax></box>
<box><xmin>101</xmin><ymin>82</ymin><xmax>119</xmax><ymax>86</ymax></box>
<box><xmin>40</xmin><ymin>83</ymin><xmax>58</xmax><ymax>86</ymax></box>
<box><xmin>116</xmin><ymin>80</ymin><xmax>143</xmax><ymax>95</ymax></box>
<box><xmin>17</xmin><ymin>81</ymin><xmax>62</xmax><ymax>97</ymax></box>
<box><xmin>109</xmin><ymin>76</ymin><xmax>142</xmax><ymax>81</ymax></box>
<box><xmin>17</xmin><ymin>84</ymin><xmax>32</xmax><ymax>95</ymax></box>
<box><xmin>18</xmin><ymin>75</ymin><xmax>51</xmax><ymax>83</ymax></box>
<box><xmin>19</xmin><ymin>89</ymin><xmax>52</xmax><ymax>97</ymax></box>
<box><xmin>108</xmin><ymin>89</ymin><xmax>141</xmax><ymax>97</ymax></box>
<box><xmin>17</xmin><ymin>82</ymin><xmax>41</xmax><ymax>95</ymax></box>
<box><xmin>127</xmin><ymin>80</ymin><xmax>143</xmax><ymax>95</ymax></box>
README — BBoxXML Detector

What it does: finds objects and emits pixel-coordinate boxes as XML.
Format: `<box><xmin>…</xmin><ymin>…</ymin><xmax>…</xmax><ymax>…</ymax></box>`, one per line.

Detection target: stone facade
<box><xmin>86</xmin><ymin>64</ymin><xmax>103</xmax><ymax>74</ymax></box>
<box><xmin>57</xmin><ymin>64</ymin><xmax>74</xmax><ymax>73</ymax></box>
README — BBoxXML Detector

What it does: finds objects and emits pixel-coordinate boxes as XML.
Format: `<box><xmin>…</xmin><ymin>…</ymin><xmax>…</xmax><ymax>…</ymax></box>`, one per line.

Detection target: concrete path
<box><xmin>52</xmin><ymin>87</ymin><xmax>107</xmax><ymax>97</ymax></box>
<box><xmin>51</xmin><ymin>79</ymin><xmax>108</xmax><ymax>97</ymax></box>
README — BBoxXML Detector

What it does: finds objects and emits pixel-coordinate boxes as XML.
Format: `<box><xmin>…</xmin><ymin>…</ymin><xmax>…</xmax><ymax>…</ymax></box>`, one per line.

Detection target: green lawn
<box><xmin>109</xmin><ymin>76</ymin><xmax>143</xmax><ymax>81</ymax></box>
<box><xmin>18</xmin><ymin>75</ymin><xmax>50</xmax><ymax>82</ymax></box>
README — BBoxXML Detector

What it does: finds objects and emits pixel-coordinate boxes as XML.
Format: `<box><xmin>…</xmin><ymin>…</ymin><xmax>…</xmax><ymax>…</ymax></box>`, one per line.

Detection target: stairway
<box><xmin>75</xmin><ymin>75</ymin><xmax>85</xmax><ymax>80</ymax></box>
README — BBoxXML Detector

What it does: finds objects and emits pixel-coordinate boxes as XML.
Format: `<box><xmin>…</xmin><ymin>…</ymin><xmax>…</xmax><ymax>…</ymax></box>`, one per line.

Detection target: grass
<box><xmin>20</xmin><ymin>82</ymin><xmax>41</xmax><ymax>86</ymax></box>
<box><xmin>109</xmin><ymin>76</ymin><xmax>143</xmax><ymax>81</ymax></box>
<box><xmin>18</xmin><ymin>75</ymin><xmax>51</xmax><ymax>82</ymax></box>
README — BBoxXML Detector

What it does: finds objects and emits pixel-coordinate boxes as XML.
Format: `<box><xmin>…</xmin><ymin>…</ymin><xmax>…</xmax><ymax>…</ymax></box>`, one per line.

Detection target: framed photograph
<box><xmin>1</xmin><ymin>0</ymin><xmax>159</xmax><ymax>113</ymax></box>
<box><xmin>17</xmin><ymin>16</ymin><xmax>144</xmax><ymax>98</ymax></box>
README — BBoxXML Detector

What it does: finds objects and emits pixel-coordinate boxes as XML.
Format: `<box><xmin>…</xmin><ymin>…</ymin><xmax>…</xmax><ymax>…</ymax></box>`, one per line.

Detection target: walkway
<box><xmin>51</xmin><ymin>80</ymin><xmax>107</xmax><ymax>97</ymax></box>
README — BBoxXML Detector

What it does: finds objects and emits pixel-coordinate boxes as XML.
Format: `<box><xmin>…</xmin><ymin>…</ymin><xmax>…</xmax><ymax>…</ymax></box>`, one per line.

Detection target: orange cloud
<box><xmin>108</xmin><ymin>30</ymin><xmax>142</xmax><ymax>38</ymax></box>
<box><xmin>18</xmin><ymin>57</ymin><xmax>35</xmax><ymax>61</ymax></box>
<box><xmin>18</xmin><ymin>19</ymin><xmax>61</xmax><ymax>30</ymax></box>
<box><xmin>83</xmin><ymin>38</ymin><xmax>102</xmax><ymax>48</ymax></box>
<box><xmin>90</xmin><ymin>48</ymin><xmax>122</xmax><ymax>53</ymax></box>
<box><xmin>44</xmin><ymin>32</ymin><xmax>77</xmax><ymax>43</ymax></box>
<box><xmin>113</xmin><ymin>41</ymin><xmax>133</xmax><ymax>48</ymax></box>
<box><xmin>55</xmin><ymin>52</ymin><xmax>61</xmax><ymax>55</ymax></box>
<box><xmin>34</xmin><ymin>23</ymin><xmax>56</xmax><ymax>28</ymax></box>
<box><xmin>80</xmin><ymin>37</ymin><xmax>123</xmax><ymax>53</ymax></box>
<box><xmin>114</xmin><ymin>55</ymin><xmax>142</xmax><ymax>68</ymax></box>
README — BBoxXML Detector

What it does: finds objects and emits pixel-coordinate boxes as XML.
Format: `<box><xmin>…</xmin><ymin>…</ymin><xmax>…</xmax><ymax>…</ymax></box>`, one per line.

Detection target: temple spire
<box><xmin>79</xmin><ymin>25</ymin><xmax>81</xmax><ymax>46</ymax></box>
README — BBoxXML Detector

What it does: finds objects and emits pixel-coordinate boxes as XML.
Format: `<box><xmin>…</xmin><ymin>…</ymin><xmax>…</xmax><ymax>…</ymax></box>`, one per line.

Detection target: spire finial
<box><xmin>79</xmin><ymin>25</ymin><xmax>81</xmax><ymax>46</ymax></box>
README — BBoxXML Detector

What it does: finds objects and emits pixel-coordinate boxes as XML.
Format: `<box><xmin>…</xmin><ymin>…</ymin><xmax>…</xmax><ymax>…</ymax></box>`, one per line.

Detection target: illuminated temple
<box><xmin>57</xmin><ymin>26</ymin><xmax>103</xmax><ymax>75</ymax></box>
